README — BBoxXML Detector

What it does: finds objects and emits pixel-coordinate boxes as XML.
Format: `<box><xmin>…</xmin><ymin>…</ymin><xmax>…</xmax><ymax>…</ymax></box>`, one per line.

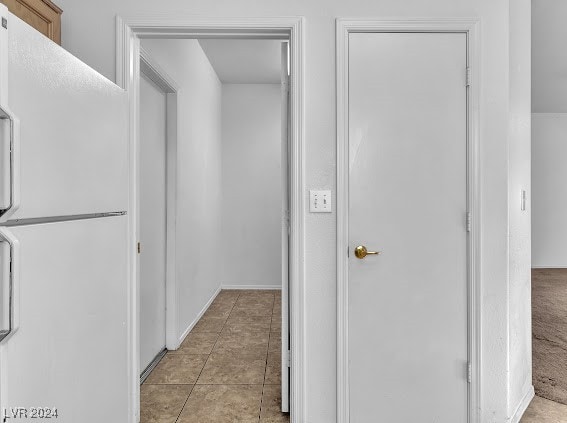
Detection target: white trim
<box><xmin>531</xmin><ymin>266</ymin><xmax>567</xmax><ymax>269</ymax></box>
<box><xmin>116</xmin><ymin>15</ymin><xmax>293</xmax><ymax>39</ymax></box>
<box><xmin>140</xmin><ymin>47</ymin><xmax>179</xmax><ymax>93</ymax></box>
<box><xmin>510</xmin><ymin>386</ymin><xmax>535</xmax><ymax>423</ymax></box>
<box><xmin>531</xmin><ymin>112</ymin><xmax>567</xmax><ymax>116</ymax></box>
<box><xmin>175</xmin><ymin>286</ymin><xmax>221</xmax><ymax>348</ymax></box>
<box><xmin>221</xmin><ymin>284</ymin><xmax>282</xmax><ymax>290</ymax></box>
<box><xmin>164</xmin><ymin>93</ymin><xmax>178</xmax><ymax>350</ymax></box>
<box><xmin>280</xmin><ymin>40</ymin><xmax>291</xmax><ymax>413</ymax></box>
<box><xmin>116</xmin><ymin>16</ymin><xmax>140</xmax><ymax>421</ymax></box>
<box><xmin>139</xmin><ymin>48</ymin><xmax>180</xmax><ymax>352</ymax></box>
<box><xmin>116</xmin><ymin>15</ymin><xmax>305</xmax><ymax>423</ymax></box>
<box><xmin>139</xmin><ymin>348</ymin><xmax>166</xmax><ymax>385</ymax></box>
<box><xmin>336</xmin><ymin>18</ymin><xmax>481</xmax><ymax>423</ymax></box>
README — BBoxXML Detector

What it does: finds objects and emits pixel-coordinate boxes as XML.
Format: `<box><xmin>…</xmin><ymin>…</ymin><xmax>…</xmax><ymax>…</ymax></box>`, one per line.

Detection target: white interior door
<box><xmin>280</xmin><ymin>41</ymin><xmax>290</xmax><ymax>413</ymax></box>
<box><xmin>139</xmin><ymin>73</ymin><xmax>167</xmax><ymax>371</ymax></box>
<box><xmin>0</xmin><ymin>9</ymin><xmax>128</xmax><ymax>222</ymax></box>
<box><xmin>0</xmin><ymin>216</ymin><xmax>129</xmax><ymax>423</ymax></box>
<box><xmin>348</xmin><ymin>32</ymin><xmax>468</xmax><ymax>422</ymax></box>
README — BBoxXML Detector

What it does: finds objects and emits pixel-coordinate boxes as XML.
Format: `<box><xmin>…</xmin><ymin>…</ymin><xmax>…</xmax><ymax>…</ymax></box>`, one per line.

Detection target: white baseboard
<box><xmin>221</xmin><ymin>284</ymin><xmax>281</xmax><ymax>290</ymax></box>
<box><xmin>510</xmin><ymin>385</ymin><xmax>535</xmax><ymax>423</ymax></box>
<box><xmin>532</xmin><ymin>266</ymin><xmax>567</xmax><ymax>269</ymax></box>
<box><xmin>174</xmin><ymin>286</ymin><xmax>221</xmax><ymax>349</ymax></box>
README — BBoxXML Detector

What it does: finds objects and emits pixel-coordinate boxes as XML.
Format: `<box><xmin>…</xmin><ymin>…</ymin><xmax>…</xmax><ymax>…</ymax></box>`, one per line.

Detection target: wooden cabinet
<box><xmin>1</xmin><ymin>0</ymin><xmax>62</xmax><ymax>44</ymax></box>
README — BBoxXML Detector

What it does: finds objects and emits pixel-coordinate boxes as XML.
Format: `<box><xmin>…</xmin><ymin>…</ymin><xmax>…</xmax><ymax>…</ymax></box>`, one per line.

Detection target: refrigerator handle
<box><xmin>0</xmin><ymin>104</ymin><xmax>20</xmax><ymax>222</ymax></box>
<box><xmin>0</xmin><ymin>227</ymin><xmax>18</xmax><ymax>343</ymax></box>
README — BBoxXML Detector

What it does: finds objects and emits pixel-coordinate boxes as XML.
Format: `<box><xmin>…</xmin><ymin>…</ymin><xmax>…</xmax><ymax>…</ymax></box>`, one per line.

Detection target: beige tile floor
<box><xmin>141</xmin><ymin>289</ymin><xmax>289</xmax><ymax>423</ymax></box>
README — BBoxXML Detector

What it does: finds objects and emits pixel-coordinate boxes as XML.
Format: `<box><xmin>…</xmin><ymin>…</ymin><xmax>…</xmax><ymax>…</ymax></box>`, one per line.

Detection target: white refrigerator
<box><xmin>0</xmin><ymin>5</ymin><xmax>131</xmax><ymax>422</ymax></box>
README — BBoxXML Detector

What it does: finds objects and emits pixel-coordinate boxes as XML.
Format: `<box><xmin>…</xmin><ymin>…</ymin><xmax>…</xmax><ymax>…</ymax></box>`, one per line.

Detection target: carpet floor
<box><xmin>532</xmin><ymin>268</ymin><xmax>567</xmax><ymax>405</ymax></box>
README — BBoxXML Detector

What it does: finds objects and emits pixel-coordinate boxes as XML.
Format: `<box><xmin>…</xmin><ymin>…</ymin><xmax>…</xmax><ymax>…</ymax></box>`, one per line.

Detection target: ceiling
<box><xmin>198</xmin><ymin>39</ymin><xmax>283</xmax><ymax>84</ymax></box>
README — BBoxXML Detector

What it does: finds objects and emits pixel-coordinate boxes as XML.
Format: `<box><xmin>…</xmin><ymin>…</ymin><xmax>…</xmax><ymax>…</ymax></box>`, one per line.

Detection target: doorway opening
<box><xmin>528</xmin><ymin>0</ymin><xmax>567</xmax><ymax>418</ymax></box>
<box><xmin>138</xmin><ymin>47</ymin><xmax>179</xmax><ymax>383</ymax></box>
<box><xmin>118</xmin><ymin>16</ymin><xmax>304</xmax><ymax>423</ymax></box>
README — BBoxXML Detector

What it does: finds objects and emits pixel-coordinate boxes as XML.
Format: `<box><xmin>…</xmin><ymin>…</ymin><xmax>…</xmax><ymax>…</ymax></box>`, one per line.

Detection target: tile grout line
<box><xmin>144</xmin><ymin>290</ymin><xmax>279</xmax><ymax>423</ymax></box>
<box><xmin>207</xmin><ymin>290</ymin><xmax>241</xmax><ymax>359</ymax></box>
<box><xmin>173</xmin><ymin>290</ymin><xmax>241</xmax><ymax>423</ymax></box>
<box><xmin>259</xmin><ymin>294</ymin><xmax>276</xmax><ymax>421</ymax></box>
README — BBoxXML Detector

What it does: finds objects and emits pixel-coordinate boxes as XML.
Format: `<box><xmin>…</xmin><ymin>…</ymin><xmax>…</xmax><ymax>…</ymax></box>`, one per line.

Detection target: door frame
<box><xmin>116</xmin><ymin>15</ymin><xmax>305</xmax><ymax>423</ymax></box>
<box><xmin>280</xmin><ymin>41</ymin><xmax>291</xmax><ymax>413</ymax></box>
<box><xmin>336</xmin><ymin>18</ymin><xmax>481</xmax><ymax>423</ymax></box>
<box><xmin>139</xmin><ymin>46</ymin><xmax>179</xmax><ymax>359</ymax></box>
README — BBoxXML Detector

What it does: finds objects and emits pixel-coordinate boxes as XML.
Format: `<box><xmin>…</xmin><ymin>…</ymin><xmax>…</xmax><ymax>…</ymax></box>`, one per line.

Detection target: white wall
<box><xmin>531</xmin><ymin>1</ymin><xmax>567</xmax><ymax>269</ymax></box>
<box><xmin>508</xmin><ymin>0</ymin><xmax>533</xmax><ymax>418</ymax></box>
<box><xmin>56</xmin><ymin>0</ymin><xmax>530</xmax><ymax>421</ymax></box>
<box><xmin>532</xmin><ymin>0</ymin><xmax>567</xmax><ymax>113</ymax></box>
<box><xmin>532</xmin><ymin>114</ymin><xmax>567</xmax><ymax>268</ymax></box>
<box><xmin>199</xmin><ymin>40</ymin><xmax>282</xmax><ymax>84</ymax></box>
<box><xmin>221</xmin><ymin>84</ymin><xmax>282</xmax><ymax>288</ymax></box>
<box><xmin>141</xmin><ymin>39</ymin><xmax>223</xmax><ymax>343</ymax></box>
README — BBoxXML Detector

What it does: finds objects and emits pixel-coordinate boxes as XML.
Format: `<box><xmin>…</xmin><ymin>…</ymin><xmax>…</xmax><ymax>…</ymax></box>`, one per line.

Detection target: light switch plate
<box><xmin>310</xmin><ymin>190</ymin><xmax>332</xmax><ymax>213</ymax></box>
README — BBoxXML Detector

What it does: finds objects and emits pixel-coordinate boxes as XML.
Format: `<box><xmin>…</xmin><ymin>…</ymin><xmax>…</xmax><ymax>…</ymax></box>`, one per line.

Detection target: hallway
<box><xmin>141</xmin><ymin>289</ymin><xmax>288</xmax><ymax>423</ymax></box>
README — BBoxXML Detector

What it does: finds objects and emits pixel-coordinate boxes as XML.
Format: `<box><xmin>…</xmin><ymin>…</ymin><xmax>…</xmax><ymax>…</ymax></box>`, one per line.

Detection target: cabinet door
<box><xmin>1</xmin><ymin>0</ymin><xmax>62</xmax><ymax>44</ymax></box>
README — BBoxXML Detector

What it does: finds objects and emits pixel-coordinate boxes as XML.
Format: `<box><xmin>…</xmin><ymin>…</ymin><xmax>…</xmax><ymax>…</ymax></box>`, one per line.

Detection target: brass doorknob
<box><xmin>354</xmin><ymin>245</ymin><xmax>381</xmax><ymax>259</ymax></box>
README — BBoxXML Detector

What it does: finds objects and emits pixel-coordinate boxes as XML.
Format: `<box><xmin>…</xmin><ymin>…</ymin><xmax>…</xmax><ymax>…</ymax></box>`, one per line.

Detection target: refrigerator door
<box><xmin>0</xmin><ymin>6</ymin><xmax>128</xmax><ymax>222</ymax></box>
<box><xmin>0</xmin><ymin>216</ymin><xmax>129</xmax><ymax>423</ymax></box>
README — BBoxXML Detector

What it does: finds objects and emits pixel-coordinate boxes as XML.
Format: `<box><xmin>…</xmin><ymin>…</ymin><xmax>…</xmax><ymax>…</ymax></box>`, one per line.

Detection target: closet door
<box><xmin>348</xmin><ymin>32</ymin><xmax>468</xmax><ymax>422</ymax></box>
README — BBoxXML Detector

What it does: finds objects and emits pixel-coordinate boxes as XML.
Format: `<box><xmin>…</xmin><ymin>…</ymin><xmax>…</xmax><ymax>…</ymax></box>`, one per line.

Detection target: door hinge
<box><xmin>466</xmin><ymin>212</ymin><xmax>471</xmax><ymax>232</ymax></box>
<box><xmin>285</xmin><ymin>350</ymin><xmax>291</xmax><ymax>368</ymax></box>
<box><xmin>282</xmin><ymin>78</ymin><xmax>290</xmax><ymax>93</ymax></box>
<box><xmin>466</xmin><ymin>67</ymin><xmax>471</xmax><ymax>87</ymax></box>
<box><xmin>137</xmin><ymin>242</ymin><xmax>141</xmax><ymax>254</ymax></box>
<box><xmin>467</xmin><ymin>362</ymin><xmax>472</xmax><ymax>383</ymax></box>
